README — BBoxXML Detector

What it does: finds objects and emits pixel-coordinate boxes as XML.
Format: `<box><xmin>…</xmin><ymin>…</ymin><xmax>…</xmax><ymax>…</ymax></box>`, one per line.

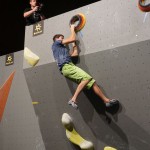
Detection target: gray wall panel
<box><xmin>23</xmin><ymin>39</ymin><xmax>150</xmax><ymax>150</ymax></box>
<box><xmin>23</xmin><ymin>63</ymin><xmax>97</xmax><ymax>150</ymax></box>
<box><xmin>0</xmin><ymin>51</ymin><xmax>45</xmax><ymax>150</ymax></box>
<box><xmin>24</xmin><ymin>0</ymin><xmax>150</xmax><ymax>68</ymax></box>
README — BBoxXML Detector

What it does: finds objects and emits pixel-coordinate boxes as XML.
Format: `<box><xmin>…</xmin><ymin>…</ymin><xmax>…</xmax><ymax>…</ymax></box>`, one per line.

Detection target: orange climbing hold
<box><xmin>69</xmin><ymin>13</ymin><xmax>86</xmax><ymax>32</ymax></box>
<box><xmin>138</xmin><ymin>0</ymin><xmax>150</xmax><ymax>12</ymax></box>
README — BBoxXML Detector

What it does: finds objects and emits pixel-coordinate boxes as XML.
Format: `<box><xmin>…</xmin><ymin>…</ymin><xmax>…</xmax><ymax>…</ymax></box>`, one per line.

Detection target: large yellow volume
<box><xmin>24</xmin><ymin>47</ymin><xmax>40</xmax><ymax>66</ymax></box>
<box><xmin>62</xmin><ymin>113</ymin><xmax>94</xmax><ymax>150</ymax></box>
<box><xmin>61</xmin><ymin>113</ymin><xmax>117</xmax><ymax>150</ymax></box>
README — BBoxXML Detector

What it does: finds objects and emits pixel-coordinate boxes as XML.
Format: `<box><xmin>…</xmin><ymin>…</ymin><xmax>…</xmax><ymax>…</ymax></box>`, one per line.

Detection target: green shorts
<box><xmin>62</xmin><ymin>62</ymin><xmax>95</xmax><ymax>89</ymax></box>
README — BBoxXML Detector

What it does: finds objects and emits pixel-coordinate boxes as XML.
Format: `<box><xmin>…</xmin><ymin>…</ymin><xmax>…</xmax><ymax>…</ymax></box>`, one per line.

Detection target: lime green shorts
<box><xmin>62</xmin><ymin>62</ymin><xmax>95</xmax><ymax>89</ymax></box>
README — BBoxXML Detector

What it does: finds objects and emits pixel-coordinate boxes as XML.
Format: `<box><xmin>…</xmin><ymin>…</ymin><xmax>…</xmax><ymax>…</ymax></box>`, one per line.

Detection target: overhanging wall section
<box><xmin>23</xmin><ymin>39</ymin><xmax>150</xmax><ymax>150</ymax></box>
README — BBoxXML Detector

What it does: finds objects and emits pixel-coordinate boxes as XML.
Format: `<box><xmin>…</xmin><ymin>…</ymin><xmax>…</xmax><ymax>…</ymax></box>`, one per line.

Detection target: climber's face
<box><xmin>57</xmin><ymin>35</ymin><xmax>64</xmax><ymax>41</ymax></box>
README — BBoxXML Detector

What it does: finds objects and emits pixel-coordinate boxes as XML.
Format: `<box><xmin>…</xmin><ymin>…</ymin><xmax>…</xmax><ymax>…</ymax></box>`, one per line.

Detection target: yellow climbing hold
<box><xmin>104</xmin><ymin>146</ymin><xmax>117</xmax><ymax>150</ymax></box>
<box><xmin>62</xmin><ymin>113</ymin><xmax>94</xmax><ymax>150</ymax></box>
<box><xmin>24</xmin><ymin>47</ymin><xmax>40</xmax><ymax>66</ymax></box>
<box><xmin>66</xmin><ymin>128</ymin><xmax>94</xmax><ymax>150</ymax></box>
<box><xmin>32</xmin><ymin>101</ymin><xmax>40</xmax><ymax>105</ymax></box>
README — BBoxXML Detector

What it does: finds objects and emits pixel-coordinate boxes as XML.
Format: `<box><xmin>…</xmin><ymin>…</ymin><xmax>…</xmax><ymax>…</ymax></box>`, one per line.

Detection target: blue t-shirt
<box><xmin>52</xmin><ymin>40</ymin><xmax>72</xmax><ymax>70</ymax></box>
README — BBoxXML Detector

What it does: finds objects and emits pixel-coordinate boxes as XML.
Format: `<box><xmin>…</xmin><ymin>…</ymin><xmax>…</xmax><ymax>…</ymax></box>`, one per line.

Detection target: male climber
<box><xmin>51</xmin><ymin>24</ymin><xmax>118</xmax><ymax>109</ymax></box>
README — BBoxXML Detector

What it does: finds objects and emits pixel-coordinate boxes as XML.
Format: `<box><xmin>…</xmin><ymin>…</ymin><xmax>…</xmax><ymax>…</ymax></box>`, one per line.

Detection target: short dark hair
<box><xmin>53</xmin><ymin>34</ymin><xmax>64</xmax><ymax>42</ymax></box>
<box><xmin>30</xmin><ymin>0</ymin><xmax>38</xmax><ymax>2</ymax></box>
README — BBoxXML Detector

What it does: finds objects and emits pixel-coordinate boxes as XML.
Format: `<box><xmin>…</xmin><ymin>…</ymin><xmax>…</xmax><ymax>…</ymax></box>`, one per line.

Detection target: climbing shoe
<box><xmin>68</xmin><ymin>100</ymin><xmax>78</xmax><ymax>109</ymax></box>
<box><xmin>105</xmin><ymin>99</ymin><xmax>119</xmax><ymax>107</ymax></box>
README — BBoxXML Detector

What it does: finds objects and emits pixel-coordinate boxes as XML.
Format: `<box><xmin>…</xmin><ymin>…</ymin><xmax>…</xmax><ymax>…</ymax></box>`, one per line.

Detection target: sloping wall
<box><xmin>23</xmin><ymin>39</ymin><xmax>150</xmax><ymax>150</ymax></box>
<box><xmin>0</xmin><ymin>51</ymin><xmax>45</xmax><ymax>150</ymax></box>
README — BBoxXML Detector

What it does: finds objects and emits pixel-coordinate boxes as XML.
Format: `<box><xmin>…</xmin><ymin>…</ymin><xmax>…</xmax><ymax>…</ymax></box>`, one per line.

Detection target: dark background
<box><xmin>0</xmin><ymin>0</ymin><xmax>100</xmax><ymax>56</ymax></box>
